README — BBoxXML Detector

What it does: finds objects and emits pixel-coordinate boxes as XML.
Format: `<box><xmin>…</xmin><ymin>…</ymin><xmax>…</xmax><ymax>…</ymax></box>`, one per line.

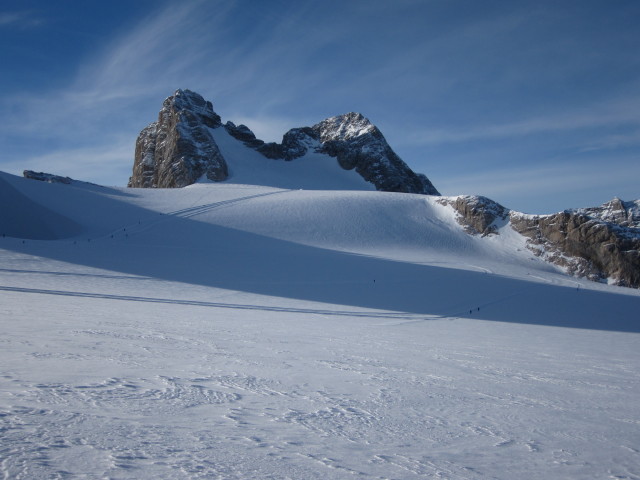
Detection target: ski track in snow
<box><xmin>97</xmin><ymin>188</ymin><xmax>292</xmax><ymax>242</ymax></box>
<box><xmin>1</xmin><ymin>171</ymin><xmax>640</xmax><ymax>479</ymax></box>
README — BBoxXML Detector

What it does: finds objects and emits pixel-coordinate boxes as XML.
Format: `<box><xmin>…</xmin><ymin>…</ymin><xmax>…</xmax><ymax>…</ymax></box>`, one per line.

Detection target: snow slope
<box><xmin>1</xmin><ymin>169</ymin><xmax>639</xmax><ymax>479</ymax></box>
<box><xmin>210</xmin><ymin>126</ymin><xmax>376</xmax><ymax>191</ymax></box>
<box><xmin>0</xmin><ymin>176</ymin><xmax>82</xmax><ymax>239</ymax></box>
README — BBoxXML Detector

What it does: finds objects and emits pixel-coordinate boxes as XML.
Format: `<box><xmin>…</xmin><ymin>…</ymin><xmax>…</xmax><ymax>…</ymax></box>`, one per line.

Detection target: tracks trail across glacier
<box><xmin>103</xmin><ymin>189</ymin><xmax>291</xmax><ymax>241</ymax></box>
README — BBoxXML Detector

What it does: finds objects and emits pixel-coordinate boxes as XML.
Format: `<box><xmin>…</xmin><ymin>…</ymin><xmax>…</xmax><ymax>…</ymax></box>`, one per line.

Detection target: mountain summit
<box><xmin>129</xmin><ymin>89</ymin><xmax>439</xmax><ymax>195</ymax></box>
<box><xmin>129</xmin><ymin>90</ymin><xmax>227</xmax><ymax>188</ymax></box>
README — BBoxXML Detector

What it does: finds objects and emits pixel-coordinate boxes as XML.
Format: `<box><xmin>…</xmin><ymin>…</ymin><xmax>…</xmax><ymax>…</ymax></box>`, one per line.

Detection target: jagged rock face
<box><xmin>317</xmin><ymin>113</ymin><xmax>439</xmax><ymax>195</ymax></box>
<box><xmin>575</xmin><ymin>198</ymin><xmax>640</xmax><ymax>229</ymax></box>
<box><xmin>260</xmin><ymin>113</ymin><xmax>440</xmax><ymax>195</ymax></box>
<box><xmin>128</xmin><ymin>89</ymin><xmax>227</xmax><ymax>188</ymax></box>
<box><xmin>438</xmin><ymin>195</ymin><xmax>508</xmax><ymax>236</ymax></box>
<box><xmin>439</xmin><ymin>195</ymin><xmax>640</xmax><ymax>288</ymax></box>
<box><xmin>130</xmin><ymin>90</ymin><xmax>439</xmax><ymax>195</ymax></box>
<box><xmin>511</xmin><ymin>209</ymin><xmax>640</xmax><ymax>287</ymax></box>
<box><xmin>224</xmin><ymin>121</ymin><xmax>265</xmax><ymax>149</ymax></box>
<box><xmin>23</xmin><ymin>170</ymin><xmax>72</xmax><ymax>185</ymax></box>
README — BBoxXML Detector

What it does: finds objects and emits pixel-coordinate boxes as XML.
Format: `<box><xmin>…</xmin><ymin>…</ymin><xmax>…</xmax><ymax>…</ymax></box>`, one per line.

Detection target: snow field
<box><xmin>2</xmin><ymin>275</ymin><xmax>639</xmax><ymax>479</ymax></box>
<box><xmin>1</xmin><ymin>169</ymin><xmax>639</xmax><ymax>479</ymax></box>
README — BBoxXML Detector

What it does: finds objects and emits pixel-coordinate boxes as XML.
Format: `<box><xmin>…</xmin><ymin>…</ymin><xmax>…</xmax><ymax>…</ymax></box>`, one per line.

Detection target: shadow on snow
<box><xmin>2</xmin><ymin>182</ymin><xmax>639</xmax><ymax>333</ymax></box>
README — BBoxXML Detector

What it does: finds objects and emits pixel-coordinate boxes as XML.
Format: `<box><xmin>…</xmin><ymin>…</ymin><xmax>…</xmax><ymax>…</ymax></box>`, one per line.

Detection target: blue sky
<box><xmin>1</xmin><ymin>0</ymin><xmax>638</xmax><ymax>213</ymax></box>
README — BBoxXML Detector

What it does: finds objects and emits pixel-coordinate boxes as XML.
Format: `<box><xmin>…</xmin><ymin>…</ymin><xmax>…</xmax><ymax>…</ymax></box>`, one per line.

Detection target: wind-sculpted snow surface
<box><xmin>1</xmin><ymin>171</ymin><xmax>640</xmax><ymax>479</ymax></box>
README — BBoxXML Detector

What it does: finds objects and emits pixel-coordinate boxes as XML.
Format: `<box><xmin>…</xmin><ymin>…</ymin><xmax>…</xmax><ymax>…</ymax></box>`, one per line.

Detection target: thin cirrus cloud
<box><xmin>3</xmin><ymin>0</ymin><xmax>363</xmax><ymax>171</ymax></box>
<box><xmin>436</xmin><ymin>159</ymin><xmax>640</xmax><ymax>214</ymax></box>
<box><xmin>0</xmin><ymin>11</ymin><xmax>43</xmax><ymax>27</ymax></box>
<box><xmin>1</xmin><ymin>1</ymin><xmax>321</xmax><ymax>182</ymax></box>
<box><xmin>75</xmin><ymin>4</ymin><xmax>223</xmax><ymax>96</ymax></box>
<box><xmin>5</xmin><ymin>2</ymin><xmax>332</xmax><ymax>139</ymax></box>
<box><xmin>1</xmin><ymin>0</ymin><xmax>638</xmax><ymax>213</ymax></box>
<box><xmin>408</xmin><ymin>98</ymin><xmax>640</xmax><ymax>146</ymax></box>
<box><xmin>1</xmin><ymin>4</ymin><xmax>230</xmax><ymax>170</ymax></box>
<box><xmin>5</xmin><ymin>137</ymin><xmax>134</xmax><ymax>185</ymax></box>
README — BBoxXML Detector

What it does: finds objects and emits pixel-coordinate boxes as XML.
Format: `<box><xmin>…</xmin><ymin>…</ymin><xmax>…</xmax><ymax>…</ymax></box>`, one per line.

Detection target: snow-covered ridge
<box><xmin>313</xmin><ymin>112</ymin><xmax>376</xmax><ymax>142</ymax></box>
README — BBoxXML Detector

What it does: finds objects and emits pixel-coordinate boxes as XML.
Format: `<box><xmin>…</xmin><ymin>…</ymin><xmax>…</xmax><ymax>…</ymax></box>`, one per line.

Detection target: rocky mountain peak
<box><xmin>251</xmin><ymin>110</ymin><xmax>439</xmax><ymax>195</ymax></box>
<box><xmin>129</xmin><ymin>89</ymin><xmax>440</xmax><ymax>195</ymax></box>
<box><xmin>313</xmin><ymin>112</ymin><xmax>377</xmax><ymax>142</ymax></box>
<box><xmin>167</xmin><ymin>89</ymin><xmax>222</xmax><ymax>129</ymax></box>
<box><xmin>311</xmin><ymin>113</ymin><xmax>439</xmax><ymax>195</ymax></box>
<box><xmin>128</xmin><ymin>89</ymin><xmax>227</xmax><ymax>188</ymax></box>
<box><xmin>574</xmin><ymin>198</ymin><xmax>640</xmax><ymax>229</ymax></box>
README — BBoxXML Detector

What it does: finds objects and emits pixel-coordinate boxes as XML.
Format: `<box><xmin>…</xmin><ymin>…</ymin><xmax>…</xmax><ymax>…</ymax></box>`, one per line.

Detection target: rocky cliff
<box><xmin>438</xmin><ymin>195</ymin><xmax>509</xmax><ymax>236</ymax></box>
<box><xmin>128</xmin><ymin>90</ymin><xmax>227</xmax><ymax>188</ymax></box>
<box><xmin>446</xmin><ymin>195</ymin><xmax>640</xmax><ymax>288</ymax></box>
<box><xmin>255</xmin><ymin>112</ymin><xmax>439</xmax><ymax>195</ymax></box>
<box><xmin>574</xmin><ymin>198</ymin><xmax>640</xmax><ymax>229</ymax></box>
<box><xmin>129</xmin><ymin>89</ymin><xmax>439</xmax><ymax>195</ymax></box>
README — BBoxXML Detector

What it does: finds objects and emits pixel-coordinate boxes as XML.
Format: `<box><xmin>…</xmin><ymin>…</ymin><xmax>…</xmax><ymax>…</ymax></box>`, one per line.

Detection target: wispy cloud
<box><xmin>3</xmin><ymin>136</ymin><xmax>134</xmax><ymax>185</ymax></box>
<box><xmin>0</xmin><ymin>1</ymin><xmax>333</xmax><ymax>183</ymax></box>
<box><xmin>0</xmin><ymin>0</ymin><xmax>359</xmax><ymax>172</ymax></box>
<box><xmin>2</xmin><ymin>0</ymin><xmax>639</xmax><ymax>210</ymax></box>
<box><xmin>436</xmin><ymin>159</ymin><xmax>640</xmax><ymax>213</ymax></box>
<box><xmin>1</xmin><ymin>3</ymin><xmax>233</xmax><ymax>165</ymax></box>
<box><xmin>405</xmin><ymin>96</ymin><xmax>640</xmax><ymax>147</ymax></box>
<box><xmin>0</xmin><ymin>11</ymin><xmax>43</xmax><ymax>28</ymax></box>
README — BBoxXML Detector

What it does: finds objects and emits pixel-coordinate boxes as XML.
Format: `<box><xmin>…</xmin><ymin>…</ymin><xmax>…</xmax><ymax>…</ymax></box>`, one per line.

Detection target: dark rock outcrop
<box><xmin>23</xmin><ymin>170</ymin><xmax>100</xmax><ymax>188</ymax></box>
<box><xmin>438</xmin><ymin>195</ymin><xmax>509</xmax><ymax>236</ymax></box>
<box><xmin>128</xmin><ymin>89</ymin><xmax>227</xmax><ymax>188</ymax></box>
<box><xmin>257</xmin><ymin>113</ymin><xmax>440</xmax><ymax>195</ymax></box>
<box><xmin>317</xmin><ymin>113</ymin><xmax>439</xmax><ymax>195</ymax></box>
<box><xmin>23</xmin><ymin>170</ymin><xmax>72</xmax><ymax>184</ymax></box>
<box><xmin>224</xmin><ymin>121</ymin><xmax>265</xmax><ymax>149</ymax></box>
<box><xmin>440</xmin><ymin>194</ymin><xmax>640</xmax><ymax>288</ymax></box>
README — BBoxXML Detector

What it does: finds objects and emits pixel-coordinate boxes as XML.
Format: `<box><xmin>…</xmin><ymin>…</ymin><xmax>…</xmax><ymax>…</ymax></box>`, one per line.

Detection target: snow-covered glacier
<box><xmin>1</xmin><ymin>168</ymin><xmax>639</xmax><ymax>479</ymax></box>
